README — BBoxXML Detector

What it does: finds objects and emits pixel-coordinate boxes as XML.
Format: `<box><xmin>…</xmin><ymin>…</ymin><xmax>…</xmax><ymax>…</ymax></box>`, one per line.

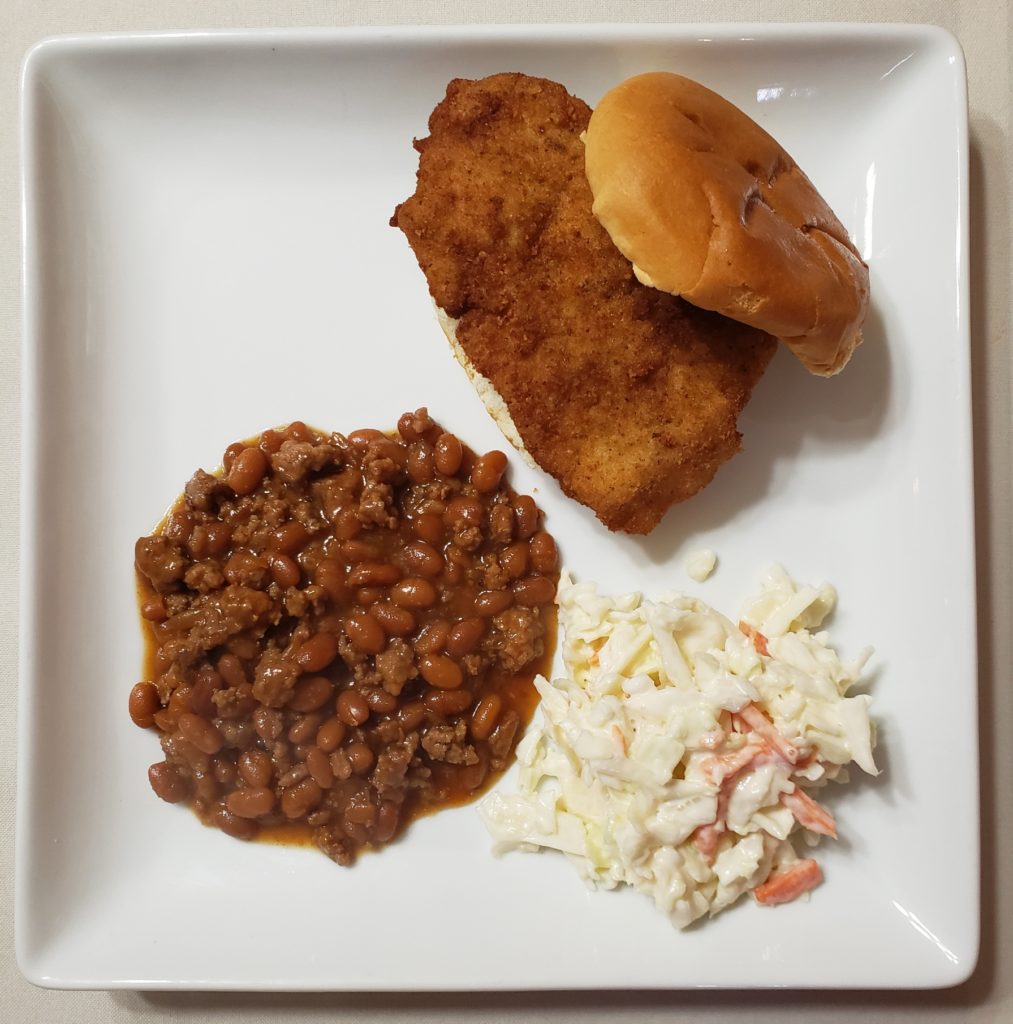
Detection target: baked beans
<box><xmin>133</xmin><ymin>410</ymin><xmax>558</xmax><ymax>865</ymax></box>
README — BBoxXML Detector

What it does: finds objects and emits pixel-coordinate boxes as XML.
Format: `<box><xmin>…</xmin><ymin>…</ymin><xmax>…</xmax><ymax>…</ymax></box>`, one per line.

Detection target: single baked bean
<box><xmin>512</xmin><ymin>574</ymin><xmax>556</xmax><ymax>607</ymax></box>
<box><xmin>529</xmin><ymin>531</ymin><xmax>559</xmax><ymax>574</ymax></box>
<box><xmin>177</xmin><ymin>712</ymin><xmax>224</xmax><ymax>755</ymax></box>
<box><xmin>288</xmin><ymin>712</ymin><xmax>323</xmax><ymax>745</ymax></box>
<box><xmin>329</xmin><ymin>749</ymin><xmax>353</xmax><ymax>781</ymax></box>
<box><xmin>286</xmin><ymin>420</ymin><xmax>313</xmax><ymax>442</ymax></box>
<box><xmin>296</xmin><ymin>632</ymin><xmax>340</xmax><ymax>672</ymax></box>
<box><xmin>227</xmin><ymin>786</ymin><xmax>276</xmax><ymax>819</ymax></box>
<box><xmin>212</xmin><ymin>755</ymin><xmax>237</xmax><ymax>787</ymax></box>
<box><xmin>167</xmin><ymin>686</ymin><xmax>193</xmax><ymax>718</ymax></box>
<box><xmin>238</xmin><ymin>748</ymin><xmax>273</xmax><ymax>787</ymax></box>
<box><xmin>345</xmin><ymin>611</ymin><xmax>385</xmax><ymax>654</ymax></box>
<box><xmin>397</xmin><ymin>411</ymin><xmax>424</xmax><ymax>442</ymax></box>
<box><xmin>337</xmin><ymin>689</ymin><xmax>371</xmax><ymax>727</ymax></box>
<box><xmin>314</xmin><ymin>558</ymin><xmax>350</xmax><ymax>603</ymax></box>
<box><xmin>253</xmin><ymin>707</ymin><xmax>283</xmax><ymax>742</ymax></box>
<box><xmin>367</xmin><ymin>437</ymin><xmax>406</xmax><ymax>465</ymax></box>
<box><xmin>355</xmin><ymin>587</ymin><xmax>383</xmax><ymax>606</ymax></box>
<box><xmin>415</xmin><ymin>619</ymin><xmax>450</xmax><ymax>654</ymax></box>
<box><xmin>434</xmin><ymin>433</ymin><xmax>463</xmax><ymax>476</ymax></box>
<box><xmin>424</xmin><ymin>687</ymin><xmax>473</xmax><ymax>715</ymax></box>
<box><xmin>281</xmin><ymin>777</ymin><xmax>323</xmax><ymax>818</ymax></box>
<box><xmin>189</xmin><ymin>666</ymin><xmax>220</xmax><ymax>718</ymax></box>
<box><xmin>513</xmin><ymin>494</ymin><xmax>539</xmax><ymax>540</ymax></box>
<box><xmin>397</xmin><ymin>701</ymin><xmax>427</xmax><ymax>732</ymax></box>
<box><xmin>289</xmin><ymin>675</ymin><xmax>334</xmax><ymax>712</ymax></box>
<box><xmin>347</xmin><ymin>561</ymin><xmax>402</xmax><ymax>587</ymax></box>
<box><xmin>489</xmin><ymin>713</ymin><xmax>521</xmax><ymax>755</ymax></box>
<box><xmin>205</xmin><ymin>521</ymin><xmax>232</xmax><ymax>557</ymax></box>
<box><xmin>375</xmin><ymin>801</ymin><xmax>401</xmax><ymax>843</ymax></box>
<box><xmin>342</xmin><ymin>820</ymin><xmax>370</xmax><ymax>845</ymax></box>
<box><xmin>444</xmin><ymin>543</ymin><xmax>470</xmax><ymax>569</ymax></box>
<box><xmin>268</xmin><ymin>552</ymin><xmax>301</xmax><ymax>588</ymax></box>
<box><xmin>190</xmin><ymin>772</ymin><xmax>228</xmax><ymax>807</ymax></box>
<box><xmin>315</xmin><ymin>716</ymin><xmax>347</xmax><ymax>753</ymax></box>
<box><xmin>445</xmin><ymin>617</ymin><xmax>485</xmax><ymax>657</ymax></box>
<box><xmin>403</xmin><ymin>540</ymin><xmax>444</xmax><ymax>577</ymax></box>
<box><xmin>140</xmin><ymin>595</ymin><xmax>168</xmax><ymax>622</ymax></box>
<box><xmin>489</xmin><ymin>503</ymin><xmax>514</xmax><ymax>542</ymax></box>
<box><xmin>340</xmin><ymin>538</ymin><xmax>380</xmax><ymax>563</ymax></box>
<box><xmin>333</xmin><ymin>507</ymin><xmax>361</xmax><ymax>541</ymax></box>
<box><xmin>259</xmin><ymin>428</ymin><xmax>285</xmax><ymax>455</ymax></box>
<box><xmin>474</xmin><ymin>589</ymin><xmax>514</xmax><ymax>616</ymax></box>
<box><xmin>419</xmin><ymin>654</ymin><xmax>464</xmax><ymax>690</ymax></box>
<box><xmin>193</xmin><ymin>769</ymin><xmax>220</xmax><ymax>803</ymax></box>
<box><xmin>371</xmin><ymin>601</ymin><xmax>417</xmax><ymax>637</ymax></box>
<box><xmin>171</xmin><ymin>735</ymin><xmax>209</xmax><ymax>773</ymax></box>
<box><xmin>226</xmin><ymin>630</ymin><xmax>257</xmax><ymax>655</ymax></box>
<box><xmin>347</xmin><ymin>428</ymin><xmax>384</xmax><ymax>447</ymax></box>
<box><xmin>407</xmin><ymin>441</ymin><xmax>435</xmax><ymax>483</ymax></box>
<box><xmin>216</xmin><ymin>652</ymin><xmax>248</xmax><ymax>689</ymax></box>
<box><xmin>471</xmin><ymin>450</ymin><xmax>508</xmax><ymax>493</ymax></box>
<box><xmin>226</xmin><ymin>446</ymin><xmax>269</xmax><ymax>496</ymax></box>
<box><xmin>213</xmin><ymin>805</ymin><xmax>258</xmax><ymax>839</ymax></box>
<box><xmin>307</xmin><ymin>809</ymin><xmax>332</xmax><ymax>827</ymax></box>
<box><xmin>364</xmin><ymin>688</ymin><xmax>398</xmax><ymax>714</ymax></box>
<box><xmin>218</xmin><ymin>718</ymin><xmax>254</xmax><ymax>747</ymax></box>
<box><xmin>184</xmin><ymin>524</ymin><xmax>211</xmax><ymax>560</ymax></box>
<box><xmin>344</xmin><ymin>798</ymin><xmax>378</xmax><ymax>826</ymax></box>
<box><xmin>129</xmin><ymin>682</ymin><xmax>160</xmax><ymax>728</ymax></box>
<box><xmin>412</xmin><ymin>513</ymin><xmax>445</xmax><ymax>545</ymax></box>
<box><xmin>148</xmin><ymin>761</ymin><xmax>189</xmax><ymax>803</ymax></box>
<box><xmin>391</xmin><ymin>577</ymin><xmax>438</xmax><ymax>609</ymax></box>
<box><xmin>499</xmin><ymin>541</ymin><xmax>529</xmax><ymax>581</ymax></box>
<box><xmin>278</xmin><ymin>764</ymin><xmax>309</xmax><ymax>788</ymax></box>
<box><xmin>272</xmin><ymin>520</ymin><xmax>310</xmax><ymax>555</ymax></box>
<box><xmin>187</xmin><ymin>520</ymin><xmax>231</xmax><ymax>561</ymax></box>
<box><xmin>218</xmin><ymin>697</ymin><xmax>252</xmax><ymax>737</ymax></box>
<box><xmin>224</xmin><ymin>549</ymin><xmax>266</xmax><ymax>585</ymax></box>
<box><xmin>306</xmin><ymin>746</ymin><xmax>335</xmax><ymax>789</ymax></box>
<box><xmin>346</xmin><ymin>742</ymin><xmax>375</xmax><ymax>775</ymax></box>
<box><xmin>222</xmin><ymin>442</ymin><xmax>245</xmax><ymax>472</ymax></box>
<box><xmin>470</xmin><ymin>694</ymin><xmax>503</xmax><ymax>741</ymax></box>
<box><xmin>445</xmin><ymin>495</ymin><xmax>484</xmax><ymax>527</ymax></box>
<box><xmin>458</xmin><ymin>750</ymin><xmax>489</xmax><ymax>792</ymax></box>
<box><xmin>163</xmin><ymin>507</ymin><xmax>193</xmax><ymax>545</ymax></box>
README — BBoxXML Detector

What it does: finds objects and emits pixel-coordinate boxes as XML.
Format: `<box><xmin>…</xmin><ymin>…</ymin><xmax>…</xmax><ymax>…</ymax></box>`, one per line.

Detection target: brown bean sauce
<box><xmin>132</xmin><ymin>409</ymin><xmax>558</xmax><ymax>865</ymax></box>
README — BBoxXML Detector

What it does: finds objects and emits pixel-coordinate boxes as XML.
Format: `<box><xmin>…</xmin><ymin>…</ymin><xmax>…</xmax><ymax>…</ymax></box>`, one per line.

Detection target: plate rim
<box><xmin>17</xmin><ymin>20</ymin><xmax>975</xmax><ymax>991</ymax></box>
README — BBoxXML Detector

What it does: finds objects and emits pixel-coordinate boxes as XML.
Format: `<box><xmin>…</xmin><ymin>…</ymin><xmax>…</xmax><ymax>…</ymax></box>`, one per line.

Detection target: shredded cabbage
<box><xmin>478</xmin><ymin>567</ymin><xmax>877</xmax><ymax>928</ymax></box>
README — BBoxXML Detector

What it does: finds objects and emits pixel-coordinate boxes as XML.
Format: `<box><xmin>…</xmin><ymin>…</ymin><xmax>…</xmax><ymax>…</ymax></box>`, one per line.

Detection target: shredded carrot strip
<box><xmin>754</xmin><ymin>859</ymin><xmax>823</xmax><ymax>905</ymax></box>
<box><xmin>738</xmin><ymin>620</ymin><xmax>769</xmax><ymax>657</ymax></box>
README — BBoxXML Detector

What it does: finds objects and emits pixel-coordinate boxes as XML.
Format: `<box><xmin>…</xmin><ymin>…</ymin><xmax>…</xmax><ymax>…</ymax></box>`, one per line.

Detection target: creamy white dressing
<box><xmin>479</xmin><ymin>567</ymin><xmax>877</xmax><ymax>928</ymax></box>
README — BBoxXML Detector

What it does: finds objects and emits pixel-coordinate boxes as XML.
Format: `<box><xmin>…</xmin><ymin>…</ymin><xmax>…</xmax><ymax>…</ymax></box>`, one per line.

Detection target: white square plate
<box><xmin>18</xmin><ymin>24</ymin><xmax>974</xmax><ymax>989</ymax></box>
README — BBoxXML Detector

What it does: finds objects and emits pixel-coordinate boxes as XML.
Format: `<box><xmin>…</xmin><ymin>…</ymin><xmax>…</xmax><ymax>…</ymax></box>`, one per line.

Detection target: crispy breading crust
<box><xmin>392</xmin><ymin>73</ymin><xmax>777</xmax><ymax>534</ymax></box>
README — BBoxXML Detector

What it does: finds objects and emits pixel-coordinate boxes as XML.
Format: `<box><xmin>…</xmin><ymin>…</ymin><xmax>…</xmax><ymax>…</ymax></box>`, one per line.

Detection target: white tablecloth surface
<box><xmin>1</xmin><ymin>0</ymin><xmax>1009</xmax><ymax>1020</ymax></box>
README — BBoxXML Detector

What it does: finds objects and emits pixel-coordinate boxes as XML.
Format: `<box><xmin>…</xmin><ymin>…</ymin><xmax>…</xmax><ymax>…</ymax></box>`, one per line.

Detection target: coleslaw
<box><xmin>479</xmin><ymin>566</ymin><xmax>877</xmax><ymax>927</ymax></box>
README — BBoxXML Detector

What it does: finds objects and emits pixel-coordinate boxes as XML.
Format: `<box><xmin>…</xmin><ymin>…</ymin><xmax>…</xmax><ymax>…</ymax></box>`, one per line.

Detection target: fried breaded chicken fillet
<box><xmin>392</xmin><ymin>73</ymin><xmax>777</xmax><ymax>534</ymax></box>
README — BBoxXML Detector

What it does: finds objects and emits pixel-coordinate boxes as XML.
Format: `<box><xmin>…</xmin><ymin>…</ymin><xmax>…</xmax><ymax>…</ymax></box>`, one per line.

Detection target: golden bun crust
<box><xmin>584</xmin><ymin>72</ymin><xmax>869</xmax><ymax>376</ymax></box>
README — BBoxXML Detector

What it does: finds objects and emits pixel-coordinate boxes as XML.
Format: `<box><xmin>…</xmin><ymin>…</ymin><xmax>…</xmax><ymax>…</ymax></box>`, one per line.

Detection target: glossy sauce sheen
<box><xmin>132</xmin><ymin>411</ymin><xmax>558</xmax><ymax>865</ymax></box>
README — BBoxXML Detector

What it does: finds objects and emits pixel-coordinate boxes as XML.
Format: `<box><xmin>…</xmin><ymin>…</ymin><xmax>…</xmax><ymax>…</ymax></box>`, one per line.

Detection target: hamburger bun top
<box><xmin>584</xmin><ymin>72</ymin><xmax>869</xmax><ymax>376</ymax></box>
